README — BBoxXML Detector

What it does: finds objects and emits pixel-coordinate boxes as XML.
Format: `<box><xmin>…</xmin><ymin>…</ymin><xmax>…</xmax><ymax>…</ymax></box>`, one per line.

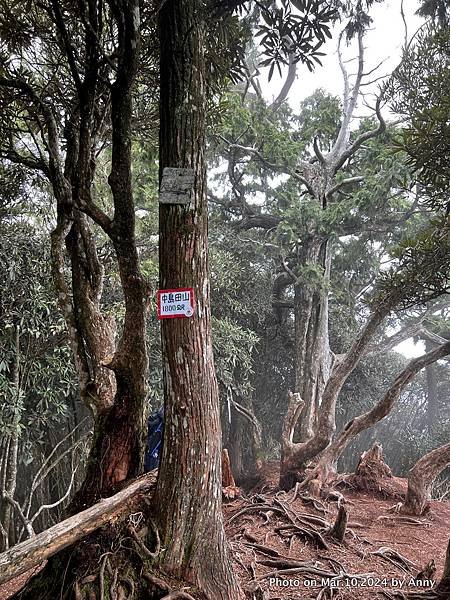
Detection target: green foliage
<box><xmin>0</xmin><ymin>221</ymin><xmax>77</xmax><ymax>459</ymax></box>
<box><xmin>388</xmin><ymin>25</ymin><xmax>450</xmax><ymax>211</ymax></box>
<box><xmin>292</xmin><ymin>89</ymin><xmax>342</xmax><ymax>152</ymax></box>
<box><xmin>373</xmin><ymin>216</ymin><xmax>450</xmax><ymax>311</ymax></box>
<box><xmin>254</xmin><ymin>0</ymin><xmax>336</xmax><ymax>78</ymax></box>
<box><xmin>416</xmin><ymin>0</ymin><xmax>449</xmax><ymax>26</ymax></box>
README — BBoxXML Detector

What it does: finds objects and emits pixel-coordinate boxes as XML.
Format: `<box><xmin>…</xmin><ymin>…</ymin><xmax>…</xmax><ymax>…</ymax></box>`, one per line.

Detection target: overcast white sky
<box><xmin>263</xmin><ymin>0</ymin><xmax>424</xmax><ymax>111</ymax></box>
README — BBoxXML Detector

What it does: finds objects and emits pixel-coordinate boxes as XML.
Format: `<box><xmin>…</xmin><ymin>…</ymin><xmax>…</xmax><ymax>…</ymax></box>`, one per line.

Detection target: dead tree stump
<box><xmin>356</xmin><ymin>444</ymin><xmax>392</xmax><ymax>479</ymax></box>
<box><xmin>222</xmin><ymin>448</ymin><xmax>240</xmax><ymax>500</ymax></box>
<box><xmin>346</xmin><ymin>443</ymin><xmax>400</xmax><ymax>498</ymax></box>
<box><xmin>329</xmin><ymin>505</ymin><xmax>348</xmax><ymax>542</ymax></box>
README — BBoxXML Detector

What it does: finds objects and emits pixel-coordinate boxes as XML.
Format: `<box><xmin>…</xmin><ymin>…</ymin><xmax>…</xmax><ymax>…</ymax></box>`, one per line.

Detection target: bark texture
<box><xmin>293</xmin><ymin>238</ymin><xmax>331</xmax><ymax>441</ymax></box>
<box><xmin>68</xmin><ymin>0</ymin><xmax>148</xmax><ymax>510</ymax></box>
<box><xmin>0</xmin><ymin>0</ymin><xmax>148</xmax><ymax>512</ymax></box>
<box><xmin>280</xmin><ymin>308</ymin><xmax>388</xmax><ymax>488</ymax></box>
<box><xmin>402</xmin><ymin>441</ymin><xmax>450</xmax><ymax>515</ymax></box>
<box><xmin>154</xmin><ymin>2</ymin><xmax>242</xmax><ymax>598</ymax></box>
<box><xmin>228</xmin><ymin>397</ymin><xmax>263</xmax><ymax>484</ymax></box>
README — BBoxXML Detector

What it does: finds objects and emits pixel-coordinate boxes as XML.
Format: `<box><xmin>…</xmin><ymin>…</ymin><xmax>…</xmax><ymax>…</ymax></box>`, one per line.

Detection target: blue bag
<box><xmin>144</xmin><ymin>405</ymin><xmax>164</xmax><ymax>471</ymax></box>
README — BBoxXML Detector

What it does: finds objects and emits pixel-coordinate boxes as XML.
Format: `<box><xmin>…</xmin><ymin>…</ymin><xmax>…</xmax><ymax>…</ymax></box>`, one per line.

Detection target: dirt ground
<box><xmin>1</xmin><ymin>462</ymin><xmax>449</xmax><ymax>600</ymax></box>
<box><xmin>224</xmin><ymin>463</ymin><xmax>450</xmax><ymax>599</ymax></box>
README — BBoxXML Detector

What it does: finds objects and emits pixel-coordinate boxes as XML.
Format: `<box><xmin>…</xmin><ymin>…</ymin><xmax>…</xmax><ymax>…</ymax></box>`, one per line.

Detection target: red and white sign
<box><xmin>157</xmin><ymin>288</ymin><xmax>195</xmax><ymax>319</ymax></box>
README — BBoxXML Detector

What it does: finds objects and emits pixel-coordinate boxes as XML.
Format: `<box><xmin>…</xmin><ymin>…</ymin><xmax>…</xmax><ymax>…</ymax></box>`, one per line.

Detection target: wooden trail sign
<box><xmin>159</xmin><ymin>167</ymin><xmax>195</xmax><ymax>205</ymax></box>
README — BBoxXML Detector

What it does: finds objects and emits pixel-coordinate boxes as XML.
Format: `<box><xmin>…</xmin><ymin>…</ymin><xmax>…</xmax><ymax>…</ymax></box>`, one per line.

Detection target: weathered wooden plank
<box><xmin>159</xmin><ymin>167</ymin><xmax>195</xmax><ymax>205</ymax></box>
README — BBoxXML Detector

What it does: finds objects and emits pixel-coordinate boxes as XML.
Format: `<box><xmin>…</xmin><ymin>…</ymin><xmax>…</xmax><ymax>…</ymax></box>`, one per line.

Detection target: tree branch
<box><xmin>270</xmin><ymin>53</ymin><xmax>297</xmax><ymax>111</ymax></box>
<box><xmin>329</xmin><ymin>29</ymin><xmax>365</xmax><ymax>162</ymax></box>
<box><xmin>333</xmin><ymin>93</ymin><xmax>386</xmax><ymax>172</ymax></box>
<box><xmin>326</xmin><ymin>176</ymin><xmax>364</xmax><ymax>200</ymax></box>
<box><xmin>282</xmin><ymin>392</ymin><xmax>305</xmax><ymax>454</ymax></box>
<box><xmin>317</xmin><ymin>340</ymin><xmax>450</xmax><ymax>473</ymax></box>
<box><xmin>48</xmin><ymin>0</ymin><xmax>82</xmax><ymax>92</ymax></box>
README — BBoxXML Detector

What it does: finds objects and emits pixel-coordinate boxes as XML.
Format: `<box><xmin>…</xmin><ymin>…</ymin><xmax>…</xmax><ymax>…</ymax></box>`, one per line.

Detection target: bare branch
<box><xmin>330</xmin><ymin>29</ymin><xmax>365</xmax><ymax>162</ymax></box>
<box><xmin>2</xmin><ymin>493</ymin><xmax>34</xmax><ymax>540</ymax></box>
<box><xmin>270</xmin><ymin>53</ymin><xmax>297</xmax><ymax>110</ymax></box>
<box><xmin>0</xmin><ymin>473</ymin><xmax>157</xmax><ymax>586</ymax></box>
<box><xmin>333</xmin><ymin>93</ymin><xmax>386</xmax><ymax>172</ymax></box>
<box><xmin>326</xmin><ymin>176</ymin><xmax>364</xmax><ymax>199</ymax></box>
<box><xmin>29</xmin><ymin>457</ymin><xmax>79</xmax><ymax>525</ymax></box>
<box><xmin>234</xmin><ymin>213</ymin><xmax>282</xmax><ymax>230</ymax></box>
<box><xmin>24</xmin><ymin>419</ymin><xmax>89</xmax><ymax>520</ymax></box>
<box><xmin>420</xmin><ymin>328</ymin><xmax>449</xmax><ymax>346</ymax></box>
<box><xmin>318</xmin><ymin>340</ymin><xmax>450</xmax><ymax>473</ymax></box>
<box><xmin>2</xmin><ymin>150</ymin><xmax>49</xmax><ymax>175</ymax></box>
<box><xmin>313</xmin><ymin>136</ymin><xmax>326</xmax><ymax>165</ymax></box>
<box><xmin>48</xmin><ymin>0</ymin><xmax>82</xmax><ymax>92</ymax></box>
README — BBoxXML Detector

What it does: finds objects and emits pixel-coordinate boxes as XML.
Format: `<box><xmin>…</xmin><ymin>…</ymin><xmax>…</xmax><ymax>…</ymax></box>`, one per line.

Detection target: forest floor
<box><xmin>1</xmin><ymin>462</ymin><xmax>449</xmax><ymax>600</ymax></box>
<box><xmin>225</xmin><ymin>463</ymin><xmax>450</xmax><ymax>599</ymax></box>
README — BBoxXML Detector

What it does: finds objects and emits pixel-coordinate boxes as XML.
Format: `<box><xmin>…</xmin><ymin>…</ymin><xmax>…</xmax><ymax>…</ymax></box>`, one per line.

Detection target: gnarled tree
<box><xmin>0</xmin><ymin>0</ymin><xmax>150</xmax><ymax>510</ymax></box>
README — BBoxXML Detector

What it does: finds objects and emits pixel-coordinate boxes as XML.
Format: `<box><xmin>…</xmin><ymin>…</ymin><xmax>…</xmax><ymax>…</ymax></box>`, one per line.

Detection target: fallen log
<box><xmin>0</xmin><ymin>472</ymin><xmax>157</xmax><ymax>585</ymax></box>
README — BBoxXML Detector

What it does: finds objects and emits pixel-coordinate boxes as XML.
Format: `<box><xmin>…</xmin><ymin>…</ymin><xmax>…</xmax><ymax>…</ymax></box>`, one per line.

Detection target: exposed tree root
<box><xmin>289</xmin><ymin>483</ymin><xmax>328</xmax><ymax>513</ymax></box>
<box><xmin>371</xmin><ymin>546</ymin><xmax>417</xmax><ymax>572</ymax></box>
<box><xmin>416</xmin><ymin>560</ymin><xmax>437</xmax><ymax>582</ymax></box>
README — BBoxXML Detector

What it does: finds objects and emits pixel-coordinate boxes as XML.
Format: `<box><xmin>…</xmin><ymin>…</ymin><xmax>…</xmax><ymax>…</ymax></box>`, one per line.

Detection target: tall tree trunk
<box><xmin>228</xmin><ymin>412</ymin><xmax>246</xmax><ymax>482</ymax></box>
<box><xmin>67</xmin><ymin>0</ymin><xmax>147</xmax><ymax>511</ymax></box>
<box><xmin>293</xmin><ymin>237</ymin><xmax>331</xmax><ymax>441</ymax></box>
<box><xmin>425</xmin><ymin>340</ymin><xmax>439</xmax><ymax>434</ymax></box>
<box><xmin>402</xmin><ymin>441</ymin><xmax>450</xmax><ymax>515</ymax></box>
<box><xmin>280</xmin><ymin>305</ymin><xmax>389</xmax><ymax>488</ymax></box>
<box><xmin>153</xmin><ymin>2</ymin><xmax>242</xmax><ymax>599</ymax></box>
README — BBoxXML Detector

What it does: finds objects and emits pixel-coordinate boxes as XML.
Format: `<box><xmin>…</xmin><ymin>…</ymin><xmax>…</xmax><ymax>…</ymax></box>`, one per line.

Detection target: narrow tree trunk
<box><xmin>402</xmin><ymin>441</ymin><xmax>450</xmax><ymax>515</ymax></box>
<box><xmin>425</xmin><ymin>340</ymin><xmax>439</xmax><ymax>434</ymax></box>
<box><xmin>154</xmin><ymin>3</ymin><xmax>242</xmax><ymax>599</ymax></box>
<box><xmin>1</xmin><ymin>325</ymin><xmax>21</xmax><ymax>551</ymax></box>
<box><xmin>228</xmin><ymin>398</ymin><xmax>263</xmax><ymax>484</ymax></box>
<box><xmin>228</xmin><ymin>413</ymin><xmax>246</xmax><ymax>482</ymax></box>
